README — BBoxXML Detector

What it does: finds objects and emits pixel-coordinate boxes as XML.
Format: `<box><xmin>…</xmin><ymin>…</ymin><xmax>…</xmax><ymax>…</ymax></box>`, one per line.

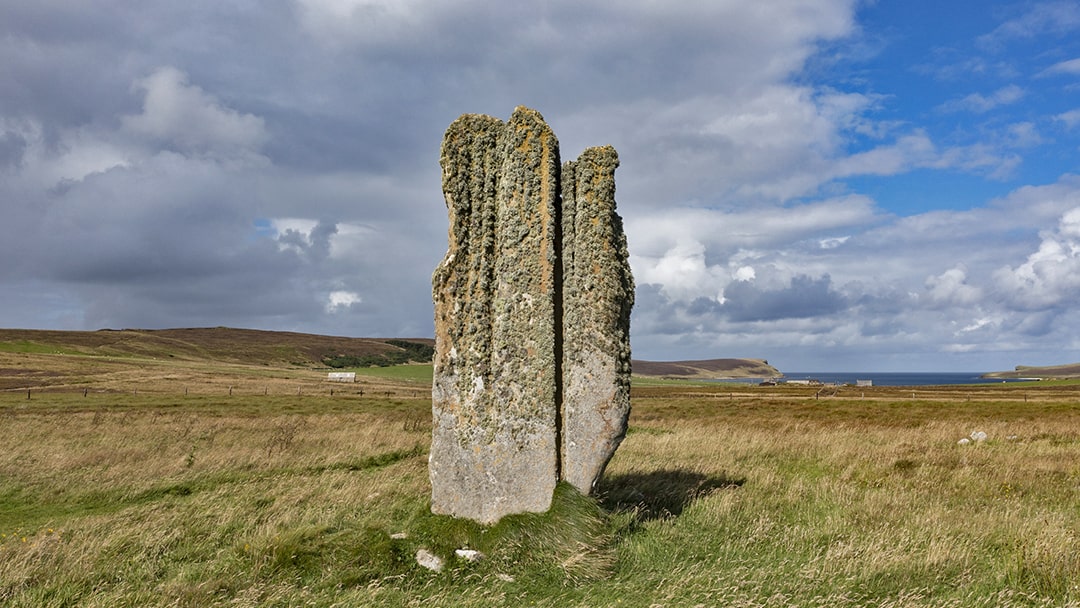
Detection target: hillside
<box><xmin>0</xmin><ymin>327</ymin><xmax>780</xmax><ymax>389</ymax></box>
<box><xmin>982</xmin><ymin>362</ymin><xmax>1080</xmax><ymax>380</ymax></box>
<box><xmin>632</xmin><ymin>358</ymin><xmax>780</xmax><ymax>379</ymax></box>
<box><xmin>0</xmin><ymin>327</ymin><xmax>432</xmax><ymax>367</ymax></box>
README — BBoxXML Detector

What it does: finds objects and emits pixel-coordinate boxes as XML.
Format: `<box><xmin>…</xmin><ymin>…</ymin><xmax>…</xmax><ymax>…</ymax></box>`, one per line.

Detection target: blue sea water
<box><xmin>754</xmin><ymin>372</ymin><xmax>1032</xmax><ymax>387</ymax></box>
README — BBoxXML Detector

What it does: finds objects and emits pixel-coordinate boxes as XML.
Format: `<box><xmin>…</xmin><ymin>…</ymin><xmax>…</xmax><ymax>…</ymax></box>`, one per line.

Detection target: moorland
<box><xmin>1</xmin><ymin>328</ymin><xmax>1078</xmax><ymax>607</ymax></box>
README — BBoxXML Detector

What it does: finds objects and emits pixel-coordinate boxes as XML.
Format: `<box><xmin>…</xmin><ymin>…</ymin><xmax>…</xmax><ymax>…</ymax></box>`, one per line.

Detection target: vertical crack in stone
<box><xmin>431</xmin><ymin>108</ymin><xmax>633</xmax><ymax>523</ymax></box>
<box><xmin>552</xmin><ymin>158</ymin><xmax>565</xmax><ymax>485</ymax></box>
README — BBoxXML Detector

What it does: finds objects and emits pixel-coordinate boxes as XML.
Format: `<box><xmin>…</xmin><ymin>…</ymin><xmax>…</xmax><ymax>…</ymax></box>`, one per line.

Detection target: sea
<box><xmin>718</xmin><ymin>372</ymin><xmax>1036</xmax><ymax>387</ymax></box>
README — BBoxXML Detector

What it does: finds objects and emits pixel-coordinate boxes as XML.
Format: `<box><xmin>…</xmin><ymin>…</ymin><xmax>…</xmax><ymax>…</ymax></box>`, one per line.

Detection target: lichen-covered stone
<box><xmin>431</xmin><ymin>107</ymin><xmax>633</xmax><ymax>523</ymax></box>
<box><xmin>430</xmin><ymin>108</ymin><xmax>559</xmax><ymax>523</ymax></box>
<box><xmin>560</xmin><ymin>146</ymin><xmax>634</xmax><ymax>494</ymax></box>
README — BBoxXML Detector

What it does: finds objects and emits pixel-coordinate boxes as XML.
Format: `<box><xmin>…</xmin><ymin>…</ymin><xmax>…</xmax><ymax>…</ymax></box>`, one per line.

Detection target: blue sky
<box><xmin>2</xmin><ymin>0</ymin><xmax>1080</xmax><ymax>372</ymax></box>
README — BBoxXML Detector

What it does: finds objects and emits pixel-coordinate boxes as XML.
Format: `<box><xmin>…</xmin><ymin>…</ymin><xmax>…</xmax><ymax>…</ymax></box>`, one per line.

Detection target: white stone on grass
<box><xmin>416</xmin><ymin>548</ymin><xmax>443</xmax><ymax>572</ymax></box>
<box><xmin>455</xmin><ymin>548</ymin><xmax>483</xmax><ymax>562</ymax></box>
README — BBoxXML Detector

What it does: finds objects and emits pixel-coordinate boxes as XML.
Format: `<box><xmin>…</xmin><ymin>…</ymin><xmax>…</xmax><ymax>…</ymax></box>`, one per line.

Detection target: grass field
<box><xmin>2</xmin><ymin>352</ymin><xmax>1079</xmax><ymax>607</ymax></box>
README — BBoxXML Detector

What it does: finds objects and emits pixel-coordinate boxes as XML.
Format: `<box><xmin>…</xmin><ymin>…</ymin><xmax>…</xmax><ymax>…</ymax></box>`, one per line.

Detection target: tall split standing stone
<box><xmin>430</xmin><ymin>107</ymin><xmax>634</xmax><ymax>524</ymax></box>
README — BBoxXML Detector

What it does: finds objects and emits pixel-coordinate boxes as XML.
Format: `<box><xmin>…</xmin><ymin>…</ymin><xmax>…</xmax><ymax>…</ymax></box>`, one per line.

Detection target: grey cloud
<box><xmin>722</xmin><ymin>274</ymin><xmax>848</xmax><ymax>322</ymax></box>
<box><xmin>1008</xmin><ymin>310</ymin><xmax>1058</xmax><ymax>337</ymax></box>
<box><xmin>0</xmin><ymin>128</ymin><xmax>28</xmax><ymax>169</ymax></box>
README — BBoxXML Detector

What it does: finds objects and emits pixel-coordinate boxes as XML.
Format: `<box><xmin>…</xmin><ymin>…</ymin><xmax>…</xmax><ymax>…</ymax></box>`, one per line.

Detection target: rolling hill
<box><xmin>982</xmin><ymin>362</ymin><xmax>1080</xmax><ymax>380</ymax></box>
<box><xmin>0</xmin><ymin>327</ymin><xmax>780</xmax><ymax>388</ymax></box>
<box><xmin>631</xmin><ymin>358</ymin><xmax>780</xmax><ymax>379</ymax></box>
<box><xmin>0</xmin><ymin>327</ymin><xmax>432</xmax><ymax>367</ymax></box>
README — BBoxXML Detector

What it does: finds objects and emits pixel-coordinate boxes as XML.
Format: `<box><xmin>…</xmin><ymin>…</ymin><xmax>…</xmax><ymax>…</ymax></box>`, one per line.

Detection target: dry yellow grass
<box><xmin>1</xmin><ymin>352</ymin><xmax>1078</xmax><ymax>606</ymax></box>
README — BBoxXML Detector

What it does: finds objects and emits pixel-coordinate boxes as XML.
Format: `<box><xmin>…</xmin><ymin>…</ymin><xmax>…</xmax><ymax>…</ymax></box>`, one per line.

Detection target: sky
<box><xmin>3</xmin><ymin>1</ymin><xmax>1080</xmax><ymax>372</ymax></box>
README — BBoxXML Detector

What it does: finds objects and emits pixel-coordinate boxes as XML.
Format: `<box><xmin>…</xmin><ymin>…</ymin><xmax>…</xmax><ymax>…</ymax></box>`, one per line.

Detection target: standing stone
<box><xmin>431</xmin><ymin>107</ymin><xmax>633</xmax><ymax>524</ymax></box>
<box><xmin>430</xmin><ymin>108</ymin><xmax>560</xmax><ymax>523</ymax></box>
<box><xmin>561</xmin><ymin>146</ymin><xmax>634</xmax><ymax>494</ymax></box>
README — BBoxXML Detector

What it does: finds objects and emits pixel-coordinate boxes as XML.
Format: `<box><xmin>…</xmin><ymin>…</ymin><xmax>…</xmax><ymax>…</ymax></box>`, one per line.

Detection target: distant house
<box><xmin>327</xmin><ymin>372</ymin><xmax>356</xmax><ymax>383</ymax></box>
<box><xmin>856</xmin><ymin>379</ymin><xmax>873</xmax><ymax>387</ymax></box>
<box><xmin>783</xmin><ymin>379</ymin><xmax>823</xmax><ymax>386</ymax></box>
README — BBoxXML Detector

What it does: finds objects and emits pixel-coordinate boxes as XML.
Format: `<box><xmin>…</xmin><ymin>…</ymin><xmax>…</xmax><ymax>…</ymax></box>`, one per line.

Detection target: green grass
<box><xmin>349</xmin><ymin>363</ymin><xmax>433</xmax><ymax>383</ymax></box>
<box><xmin>628</xmin><ymin>374</ymin><xmax>709</xmax><ymax>387</ymax></box>
<box><xmin>0</xmin><ymin>341</ymin><xmax>84</xmax><ymax>356</ymax></box>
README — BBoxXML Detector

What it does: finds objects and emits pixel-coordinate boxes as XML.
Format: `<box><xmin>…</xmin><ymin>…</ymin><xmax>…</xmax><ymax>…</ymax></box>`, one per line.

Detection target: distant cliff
<box><xmin>982</xmin><ymin>362</ymin><xmax>1080</xmax><ymax>380</ymax></box>
<box><xmin>633</xmin><ymin>358</ymin><xmax>780</xmax><ymax>379</ymax></box>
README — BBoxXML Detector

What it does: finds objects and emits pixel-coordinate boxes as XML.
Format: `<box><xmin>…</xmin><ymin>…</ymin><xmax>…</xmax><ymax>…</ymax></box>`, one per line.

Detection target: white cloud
<box><xmin>627</xmin><ymin>195</ymin><xmax>881</xmax><ymax>311</ymax></box>
<box><xmin>978</xmin><ymin>1</ymin><xmax>1080</xmax><ymax>46</ymax></box>
<box><xmin>627</xmin><ymin>195</ymin><xmax>879</xmax><ymax>259</ymax></box>
<box><xmin>925</xmin><ymin>266</ymin><xmax>982</xmax><ymax>307</ymax></box>
<box><xmin>830</xmin><ymin>131</ymin><xmax>937</xmax><ymax>177</ymax></box>
<box><xmin>959</xmin><ymin>316</ymin><xmax>998</xmax><ymax>334</ymax></box>
<box><xmin>633</xmin><ymin>239</ymin><xmax>723</xmax><ymax>302</ymax></box>
<box><xmin>940</xmin><ymin>85</ymin><xmax>1025</xmax><ymax>114</ymax></box>
<box><xmin>121</xmin><ymin>67</ymin><xmax>268</xmax><ymax>159</ymax></box>
<box><xmin>1004</xmin><ymin>122</ymin><xmax>1043</xmax><ymax>148</ymax></box>
<box><xmin>994</xmin><ymin>207</ymin><xmax>1080</xmax><ymax>309</ymax></box>
<box><xmin>1040</xmin><ymin>57</ymin><xmax>1080</xmax><ymax>76</ymax></box>
<box><xmin>1056</xmin><ymin>109</ymin><xmax>1080</xmax><ymax>130</ymax></box>
<box><xmin>733</xmin><ymin>266</ymin><xmax>756</xmax><ymax>282</ymax></box>
<box><xmin>326</xmin><ymin>290</ymin><xmax>362</xmax><ymax>312</ymax></box>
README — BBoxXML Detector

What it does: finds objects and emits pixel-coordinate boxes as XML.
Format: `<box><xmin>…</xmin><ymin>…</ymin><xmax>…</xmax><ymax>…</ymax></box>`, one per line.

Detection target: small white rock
<box><xmin>416</xmin><ymin>548</ymin><xmax>443</xmax><ymax>572</ymax></box>
<box><xmin>455</xmin><ymin>548</ymin><xmax>483</xmax><ymax>562</ymax></box>
<box><xmin>970</xmin><ymin>430</ymin><xmax>987</xmax><ymax>443</ymax></box>
<box><xmin>958</xmin><ymin>438</ymin><xmax>971</xmax><ymax>445</ymax></box>
<box><xmin>390</xmin><ymin>532</ymin><xmax>408</xmax><ymax>540</ymax></box>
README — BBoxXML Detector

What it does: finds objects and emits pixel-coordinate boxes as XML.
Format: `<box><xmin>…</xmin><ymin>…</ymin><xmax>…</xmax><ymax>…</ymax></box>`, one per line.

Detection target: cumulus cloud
<box><xmin>994</xmin><ymin>207</ymin><xmax>1080</xmax><ymax>310</ymax></box>
<box><xmin>121</xmin><ymin>67</ymin><xmax>268</xmax><ymax>160</ymax></box>
<box><xmin>925</xmin><ymin>266</ymin><xmax>982</xmax><ymax>308</ymax></box>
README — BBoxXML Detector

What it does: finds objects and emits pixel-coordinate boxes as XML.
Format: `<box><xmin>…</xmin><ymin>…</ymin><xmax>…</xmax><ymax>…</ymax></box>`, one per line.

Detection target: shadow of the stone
<box><xmin>597</xmin><ymin>469</ymin><xmax>745</xmax><ymax>522</ymax></box>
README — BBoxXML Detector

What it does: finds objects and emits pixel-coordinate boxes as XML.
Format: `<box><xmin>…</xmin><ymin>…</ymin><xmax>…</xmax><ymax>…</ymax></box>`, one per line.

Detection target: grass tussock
<box><xmin>2</xmin><ymin>372</ymin><xmax>1080</xmax><ymax>606</ymax></box>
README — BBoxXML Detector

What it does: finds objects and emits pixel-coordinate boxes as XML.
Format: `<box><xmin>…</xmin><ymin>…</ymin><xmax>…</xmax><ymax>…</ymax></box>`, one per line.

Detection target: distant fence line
<box><xmin>5</xmin><ymin>385</ymin><xmax>431</xmax><ymax>400</ymax></box>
